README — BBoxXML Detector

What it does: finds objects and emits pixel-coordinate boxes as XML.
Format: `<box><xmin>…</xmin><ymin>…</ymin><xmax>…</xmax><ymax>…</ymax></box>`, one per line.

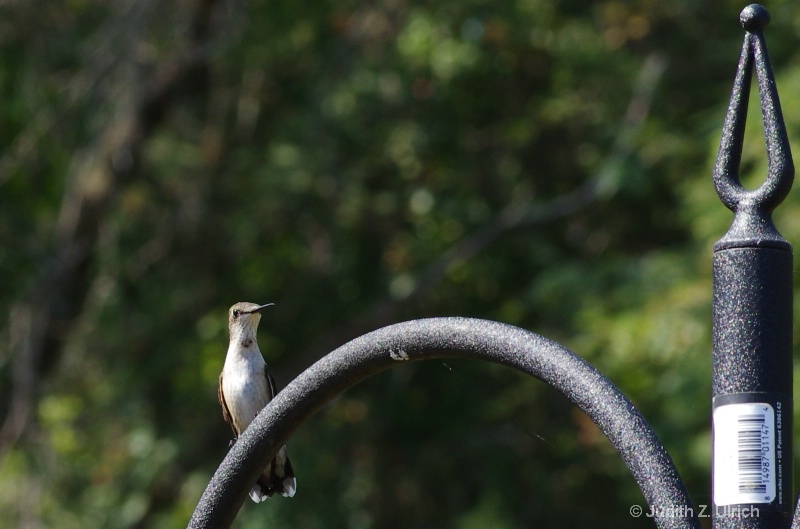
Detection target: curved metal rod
<box><xmin>713</xmin><ymin>4</ymin><xmax>794</xmax><ymax>250</ymax></box>
<box><xmin>188</xmin><ymin>317</ymin><xmax>700</xmax><ymax>529</ymax></box>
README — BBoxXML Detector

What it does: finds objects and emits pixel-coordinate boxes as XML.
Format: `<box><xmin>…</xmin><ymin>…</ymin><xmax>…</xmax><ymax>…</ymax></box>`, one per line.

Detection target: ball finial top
<box><xmin>740</xmin><ymin>4</ymin><xmax>770</xmax><ymax>31</ymax></box>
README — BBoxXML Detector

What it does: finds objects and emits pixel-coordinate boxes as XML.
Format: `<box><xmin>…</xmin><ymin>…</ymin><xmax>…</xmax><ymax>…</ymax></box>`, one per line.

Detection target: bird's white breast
<box><xmin>222</xmin><ymin>347</ymin><xmax>270</xmax><ymax>435</ymax></box>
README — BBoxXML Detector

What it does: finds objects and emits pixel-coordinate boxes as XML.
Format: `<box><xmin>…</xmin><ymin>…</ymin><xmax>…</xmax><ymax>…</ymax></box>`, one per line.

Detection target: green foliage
<box><xmin>3</xmin><ymin>0</ymin><xmax>800</xmax><ymax>528</ymax></box>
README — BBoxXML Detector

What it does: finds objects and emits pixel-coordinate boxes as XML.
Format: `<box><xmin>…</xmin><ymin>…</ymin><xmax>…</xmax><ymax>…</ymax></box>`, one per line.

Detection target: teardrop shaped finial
<box><xmin>740</xmin><ymin>4</ymin><xmax>770</xmax><ymax>31</ymax></box>
<box><xmin>714</xmin><ymin>2</ymin><xmax>793</xmax><ymax>251</ymax></box>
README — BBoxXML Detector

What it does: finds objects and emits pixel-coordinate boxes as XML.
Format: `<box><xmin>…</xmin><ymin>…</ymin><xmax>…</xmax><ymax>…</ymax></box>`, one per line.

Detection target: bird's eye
<box><xmin>232</xmin><ymin>309</ymin><xmax>240</xmax><ymax>318</ymax></box>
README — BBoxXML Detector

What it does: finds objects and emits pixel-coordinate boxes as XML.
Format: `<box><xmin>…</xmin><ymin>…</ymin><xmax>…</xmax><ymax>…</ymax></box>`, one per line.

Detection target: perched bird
<box><xmin>218</xmin><ymin>302</ymin><xmax>297</xmax><ymax>502</ymax></box>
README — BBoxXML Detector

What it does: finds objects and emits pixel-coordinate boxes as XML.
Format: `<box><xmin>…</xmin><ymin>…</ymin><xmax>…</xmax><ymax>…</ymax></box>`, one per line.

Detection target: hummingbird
<box><xmin>218</xmin><ymin>302</ymin><xmax>297</xmax><ymax>502</ymax></box>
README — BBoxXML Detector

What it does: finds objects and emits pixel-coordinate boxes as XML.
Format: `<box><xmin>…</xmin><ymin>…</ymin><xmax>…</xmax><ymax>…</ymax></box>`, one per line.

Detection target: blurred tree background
<box><xmin>3</xmin><ymin>0</ymin><xmax>800</xmax><ymax>527</ymax></box>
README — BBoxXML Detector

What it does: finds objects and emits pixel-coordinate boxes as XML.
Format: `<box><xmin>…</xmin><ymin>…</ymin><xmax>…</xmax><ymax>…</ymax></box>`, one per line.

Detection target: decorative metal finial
<box><xmin>713</xmin><ymin>4</ymin><xmax>794</xmax><ymax>251</ymax></box>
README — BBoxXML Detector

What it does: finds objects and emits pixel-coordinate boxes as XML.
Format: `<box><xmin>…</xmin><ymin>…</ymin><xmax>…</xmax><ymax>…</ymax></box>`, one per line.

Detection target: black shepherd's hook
<box><xmin>188</xmin><ymin>318</ymin><xmax>700</xmax><ymax>529</ymax></box>
<box><xmin>188</xmin><ymin>5</ymin><xmax>797</xmax><ymax>529</ymax></box>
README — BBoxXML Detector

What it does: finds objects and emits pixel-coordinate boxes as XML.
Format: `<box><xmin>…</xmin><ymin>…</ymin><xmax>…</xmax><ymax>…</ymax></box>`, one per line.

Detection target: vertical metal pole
<box><xmin>712</xmin><ymin>5</ymin><xmax>794</xmax><ymax>529</ymax></box>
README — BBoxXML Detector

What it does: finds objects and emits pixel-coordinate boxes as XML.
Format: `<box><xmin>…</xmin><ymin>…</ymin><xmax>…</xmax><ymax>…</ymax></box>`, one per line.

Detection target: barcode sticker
<box><xmin>714</xmin><ymin>402</ymin><xmax>776</xmax><ymax>505</ymax></box>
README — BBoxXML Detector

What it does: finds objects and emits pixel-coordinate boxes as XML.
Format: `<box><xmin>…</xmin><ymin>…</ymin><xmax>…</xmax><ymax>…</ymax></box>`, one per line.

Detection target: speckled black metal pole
<box><xmin>188</xmin><ymin>318</ymin><xmax>699</xmax><ymax>529</ymax></box>
<box><xmin>712</xmin><ymin>5</ymin><xmax>794</xmax><ymax>529</ymax></box>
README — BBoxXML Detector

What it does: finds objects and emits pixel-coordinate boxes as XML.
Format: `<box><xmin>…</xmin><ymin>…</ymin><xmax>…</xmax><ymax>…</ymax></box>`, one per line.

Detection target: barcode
<box><xmin>713</xmin><ymin>402</ymin><xmax>776</xmax><ymax>505</ymax></box>
<box><xmin>737</xmin><ymin>413</ymin><xmax>768</xmax><ymax>494</ymax></box>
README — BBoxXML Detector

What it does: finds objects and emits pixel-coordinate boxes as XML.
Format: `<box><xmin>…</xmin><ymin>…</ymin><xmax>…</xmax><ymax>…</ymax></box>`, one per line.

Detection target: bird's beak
<box><xmin>250</xmin><ymin>303</ymin><xmax>275</xmax><ymax>314</ymax></box>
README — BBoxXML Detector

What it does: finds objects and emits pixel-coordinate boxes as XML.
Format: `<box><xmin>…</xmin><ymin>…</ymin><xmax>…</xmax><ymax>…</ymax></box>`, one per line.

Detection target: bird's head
<box><xmin>227</xmin><ymin>302</ymin><xmax>274</xmax><ymax>342</ymax></box>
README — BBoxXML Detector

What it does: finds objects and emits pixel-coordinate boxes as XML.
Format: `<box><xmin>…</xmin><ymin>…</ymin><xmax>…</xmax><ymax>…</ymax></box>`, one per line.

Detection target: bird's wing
<box><xmin>218</xmin><ymin>372</ymin><xmax>237</xmax><ymax>436</ymax></box>
<box><xmin>264</xmin><ymin>364</ymin><xmax>278</xmax><ymax>401</ymax></box>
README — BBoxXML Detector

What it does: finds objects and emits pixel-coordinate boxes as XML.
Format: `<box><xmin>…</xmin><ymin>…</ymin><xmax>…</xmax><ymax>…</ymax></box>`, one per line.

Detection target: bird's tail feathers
<box><xmin>249</xmin><ymin>446</ymin><xmax>296</xmax><ymax>502</ymax></box>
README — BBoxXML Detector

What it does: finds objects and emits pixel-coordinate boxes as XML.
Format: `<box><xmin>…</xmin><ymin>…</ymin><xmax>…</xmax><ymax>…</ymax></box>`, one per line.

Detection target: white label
<box><xmin>713</xmin><ymin>402</ymin><xmax>776</xmax><ymax>505</ymax></box>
